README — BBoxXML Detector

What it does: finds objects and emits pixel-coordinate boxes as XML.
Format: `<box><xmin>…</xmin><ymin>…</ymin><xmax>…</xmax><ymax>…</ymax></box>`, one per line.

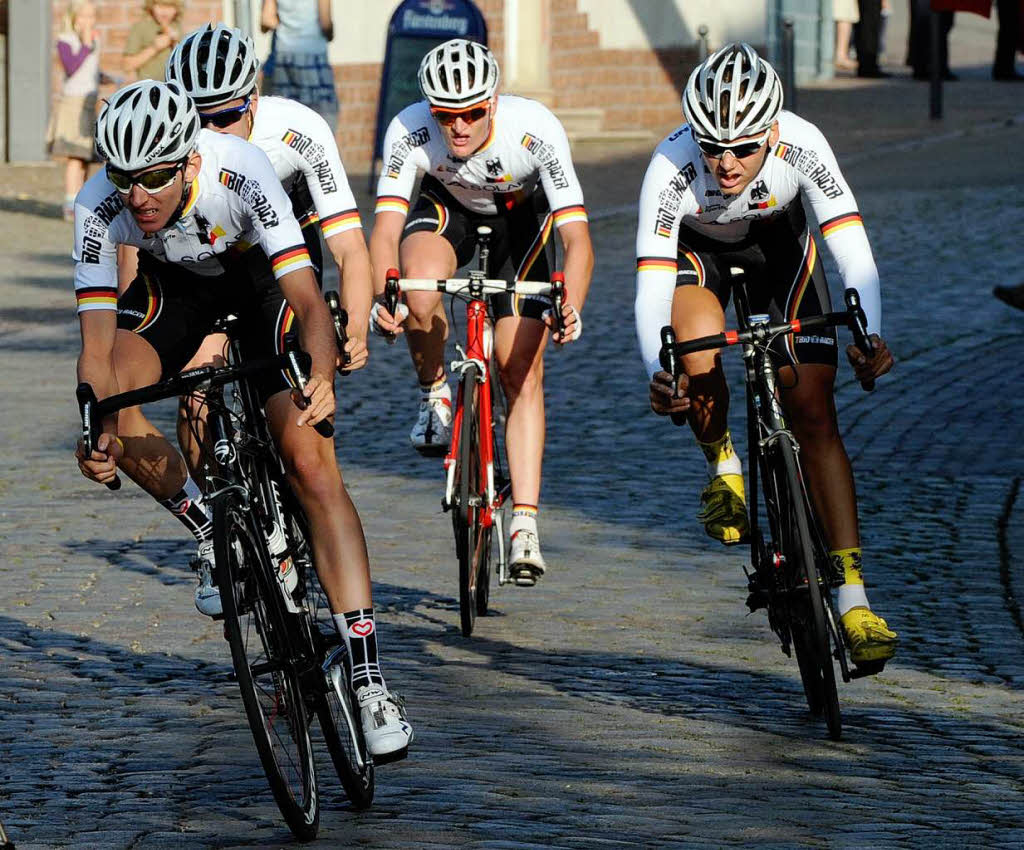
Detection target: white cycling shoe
<box><xmin>191</xmin><ymin>539</ymin><xmax>222</xmax><ymax>617</ymax></box>
<box><xmin>409</xmin><ymin>397</ymin><xmax>452</xmax><ymax>455</ymax></box>
<box><xmin>508</xmin><ymin>530</ymin><xmax>547</xmax><ymax>587</ymax></box>
<box><xmin>356</xmin><ymin>683</ymin><xmax>413</xmax><ymax>763</ymax></box>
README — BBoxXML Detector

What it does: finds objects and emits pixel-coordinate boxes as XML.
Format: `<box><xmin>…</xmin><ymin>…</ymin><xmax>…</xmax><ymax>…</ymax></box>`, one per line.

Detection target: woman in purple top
<box><xmin>50</xmin><ymin>0</ymin><xmax>114</xmax><ymax>220</ymax></box>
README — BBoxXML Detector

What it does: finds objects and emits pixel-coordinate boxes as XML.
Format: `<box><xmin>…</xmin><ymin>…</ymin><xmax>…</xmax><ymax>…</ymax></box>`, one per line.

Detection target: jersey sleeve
<box><xmin>374</xmin><ymin>109</ymin><xmax>431</xmax><ymax>220</ymax></box>
<box><xmin>784</xmin><ymin>123</ymin><xmax>882</xmax><ymax>334</ymax></box>
<box><xmin>525</xmin><ymin>107</ymin><xmax>588</xmax><ymax>229</ymax></box>
<box><xmin>233</xmin><ymin>145</ymin><xmax>314</xmax><ymax>281</ymax></box>
<box><xmin>278</xmin><ymin>107</ymin><xmax>362</xmax><ymax>240</ymax></box>
<box><xmin>634</xmin><ymin>150</ymin><xmax>700</xmax><ymax>377</ymax></box>
<box><xmin>72</xmin><ymin>182</ymin><xmax>124</xmax><ymax>314</ymax></box>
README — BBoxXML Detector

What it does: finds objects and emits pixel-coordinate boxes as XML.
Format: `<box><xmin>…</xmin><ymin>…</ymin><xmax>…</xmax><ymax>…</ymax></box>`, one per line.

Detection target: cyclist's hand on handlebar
<box><xmin>293</xmin><ymin>372</ymin><xmax>336</xmax><ymax>428</ymax></box>
<box><xmin>546</xmin><ymin>303</ymin><xmax>582</xmax><ymax>345</ymax></box>
<box><xmin>370</xmin><ymin>300</ymin><xmax>409</xmax><ymax>336</ymax></box>
<box><xmin>338</xmin><ymin>335</ymin><xmax>368</xmax><ymax>373</ymax></box>
<box><xmin>846</xmin><ymin>333</ymin><xmax>893</xmax><ymax>384</ymax></box>
<box><xmin>649</xmin><ymin>370</ymin><xmax>691</xmax><ymax>417</ymax></box>
<box><xmin>75</xmin><ymin>432</ymin><xmax>123</xmax><ymax>485</ymax></box>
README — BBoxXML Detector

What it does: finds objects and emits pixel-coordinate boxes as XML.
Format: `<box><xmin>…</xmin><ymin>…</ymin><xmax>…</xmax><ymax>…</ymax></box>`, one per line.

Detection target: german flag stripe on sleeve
<box><xmin>270</xmin><ymin>245</ymin><xmax>312</xmax><ymax>277</ymax></box>
<box><xmin>320</xmin><ymin>209</ymin><xmax>362</xmax><ymax>237</ymax></box>
<box><xmin>820</xmin><ymin>212</ymin><xmax>863</xmax><ymax>238</ymax></box>
<box><xmin>375</xmin><ymin>195</ymin><xmax>410</xmax><ymax>215</ymax></box>
<box><xmin>552</xmin><ymin>204</ymin><xmax>588</xmax><ymax>227</ymax></box>
<box><xmin>637</xmin><ymin>257</ymin><xmax>678</xmax><ymax>274</ymax></box>
<box><xmin>298</xmin><ymin>211</ymin><xmax>320</xmax><ymax>228</ymax></box>
<box><xmin>75</xmin><ymin>286</ymin><xmax>118</xmax><ymax>311</ymax></box>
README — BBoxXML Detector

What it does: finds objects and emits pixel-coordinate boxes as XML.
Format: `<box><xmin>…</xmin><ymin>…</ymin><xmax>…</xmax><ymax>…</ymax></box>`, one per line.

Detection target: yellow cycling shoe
<box><xmin>841</xmin><ymin>606</ymin><xmax>898</xmax><ymax>665</ymax></box>
<box><xmin>696</xmin><ymin>473</ymin><xmax>750</xmax><ymax>545</ymax></box>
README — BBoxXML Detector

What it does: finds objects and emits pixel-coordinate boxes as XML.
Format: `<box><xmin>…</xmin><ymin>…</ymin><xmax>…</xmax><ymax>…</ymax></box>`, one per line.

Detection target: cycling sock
<box><xmin>159</xmin><ymin>475</ymin><xmax>212</xmax><ymax>542</ymax></box>
<box><xmin>698</xmin><ymin>431</ymin><xmax>743</xmax><ymax>479</ymax></box>
<box><xmin>335</xmin><ymin>608</ymin><xmax>385</xmax><ymax>691</ymax></box>
<box><xmin>420</xmin><ymin>377</ymin><xmax>450</xmax><ymax>400</ymax></box>
<box><xmin>832</xmin><ymin>547</ymin><xmax>870</xmax><ymax>615</ymax></box>
<box><xmin>510</xmin><ymin>504</ymin><xmax>538</xmax><ymax>537</ymax></box>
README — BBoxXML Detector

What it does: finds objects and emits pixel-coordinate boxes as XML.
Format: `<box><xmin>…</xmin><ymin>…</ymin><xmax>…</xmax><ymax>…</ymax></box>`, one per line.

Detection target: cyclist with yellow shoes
<box><xmin>635</xmin><ymin>43</ymin><xmax>897</xmax><ymax>666</ymax></box>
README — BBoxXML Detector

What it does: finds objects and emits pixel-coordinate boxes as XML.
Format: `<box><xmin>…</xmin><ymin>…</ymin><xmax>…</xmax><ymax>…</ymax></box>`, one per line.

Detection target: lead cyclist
<box><xmin>634</xmin><ymin>43</ymin><xmax>897</xmax><ymax>666</ymax></box>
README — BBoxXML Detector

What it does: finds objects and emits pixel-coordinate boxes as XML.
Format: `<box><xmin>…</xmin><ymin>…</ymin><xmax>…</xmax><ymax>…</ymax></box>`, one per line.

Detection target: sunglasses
<box><xmin>430</xmin><ymin>105</ymin><xmax>489</xmax><ymax>126</ymax></box>
<box><xmin>199</xmin><ymin>97</ymin><xmax>251</xmax><ymax>129</ymax></box>
<box><xmin>695</xmin><ymin>128</ymin><xmax>771</xmax><ymax>159</ymax></box>
<box><xmin>107</xmin><ymin>159</ymin><xmax>186</xmax><ymax>195</ymax></box>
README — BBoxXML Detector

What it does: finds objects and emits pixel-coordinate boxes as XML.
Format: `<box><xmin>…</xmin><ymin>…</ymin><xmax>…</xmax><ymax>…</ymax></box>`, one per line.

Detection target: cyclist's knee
<box><xmin>283</xmin><ymin>444</ymin><xmax>342</xmax><ymax>502</ymax></box>
<box><xmin>500</xmin><ymin>356</ymin><xmax>543</xmax><ymax>400</ymax></box>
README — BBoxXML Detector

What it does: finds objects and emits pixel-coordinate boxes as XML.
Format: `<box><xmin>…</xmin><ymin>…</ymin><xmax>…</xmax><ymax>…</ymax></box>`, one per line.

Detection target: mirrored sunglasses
<box><xmin>106</xmin><ymin>159</ymin><xmax>185</xmax><ymax>195</ymax></box>
<box><xmin>696</xmin><ymin>129</ymin><xmax>771</xmax><ymax>159</ymax></box>
<box><xmin>199</xmin><ymin>97</ymin><xmax>251</xmax><ymax>129</ymax></box>
<box><xmin>430</xmin><ymin>105</ymin><xmax>489</xmax><ymax>126</ymax></box>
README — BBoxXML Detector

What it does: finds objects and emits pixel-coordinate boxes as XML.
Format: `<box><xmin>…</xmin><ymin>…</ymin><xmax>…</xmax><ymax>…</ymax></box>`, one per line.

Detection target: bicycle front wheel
<box><xmin>776</xmin><ymin>440</ymin><xmax>842</xmax><ymax>740</ymax></box>
<box><xmin>453</xmin><ymin>366</ymin><xmax>492</xmax><ymax>636</ymax></box>
<box><xmin>214</xmin><ymin>497</ymin><xmax>320</xmax><ymax>839</ymax></box>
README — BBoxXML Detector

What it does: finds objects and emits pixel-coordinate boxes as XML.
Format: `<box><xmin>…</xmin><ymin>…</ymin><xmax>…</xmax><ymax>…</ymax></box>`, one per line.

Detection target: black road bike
<box><xmin>660</xmin><ymin>278</ymin><xmax>880</xmax><ymax>740</ymax></box>
<box><xmin>77</xmin><ymin>297</ymin><xmax>373</xmax><ymax>839</ymax></box>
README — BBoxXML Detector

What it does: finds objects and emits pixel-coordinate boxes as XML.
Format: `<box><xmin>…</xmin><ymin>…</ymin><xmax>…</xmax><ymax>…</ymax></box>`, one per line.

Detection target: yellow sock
<box><xmin>698</xmin><ymin>431</ymin><xmax>742</xmax><ymax>477</ymax></box>
<box><xmin>830</xmin><ymin>546</ymin><xmax>864</xmax><ymax>585</ymax></box>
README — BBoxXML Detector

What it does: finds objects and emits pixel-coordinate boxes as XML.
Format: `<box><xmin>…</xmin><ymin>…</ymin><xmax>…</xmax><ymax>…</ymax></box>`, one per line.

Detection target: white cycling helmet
<box><xmin>682</xmin><ymin>42</ymin><xmax>782</xmax><ymax>143</ymax></box>
<box><xmin>95</xmin><ymin>80</ymin><xmax>200</xmax><ymax>171</ymax></box>
<box><xmin>166</xmin><ymin>24</ymin><xmax>260</xmax><ymax>110</ymax></box>
<box><xmin>418</xmin><ymin>38</ymin><xmax>499</xmax><ymax>108</ymax></box>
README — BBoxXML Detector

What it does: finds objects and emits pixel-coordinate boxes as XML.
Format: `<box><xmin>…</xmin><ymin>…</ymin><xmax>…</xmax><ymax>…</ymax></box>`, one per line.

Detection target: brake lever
<box><xmin>76</xmin><ymin>382</ymin><xmax>121</xmax><ymax>490</ymax></box>
<box><xmin>283</xmin><ymin>332</ymin><xmax>335</xmax><ymax>438</ymax></box>
<box><xmin>844</xmin><ymin>289</ymin><xmax>875</xmax><ymax>392</ymax></box>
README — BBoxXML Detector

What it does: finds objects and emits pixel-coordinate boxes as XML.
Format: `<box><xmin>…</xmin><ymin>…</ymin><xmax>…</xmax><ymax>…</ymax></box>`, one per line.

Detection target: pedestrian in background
<box><xmin>123</xmin><ymin>0</ymin><xmax>182</xmax><ymax>81</ymax></box>
<box><xmin>49</xmin><ymin>0</ymin><xmax>114</xmax><ymax>220</ymax></box>
<box><xmin>993</xmin><ymin>0</ymin><xmax>1023</xmax><ymax>79</ymax></box>
<box><xmin>834</xmin><ymin>0</ymin><xmax>860</xmax><ymax>70</ymax></box>
<box><xmin>856</xmin><ymin>0</ymin><xmax>889</xmax><ymax>76</ymax></box>
<box><xmin>261</xmin><ymin>0</ymin><xmax>339</xmax><ymax>133</ymax></box>
<box><xmin>908</xmin><ymin>0</ymin><xmax>955</xmax><ymax>80</ymax></box>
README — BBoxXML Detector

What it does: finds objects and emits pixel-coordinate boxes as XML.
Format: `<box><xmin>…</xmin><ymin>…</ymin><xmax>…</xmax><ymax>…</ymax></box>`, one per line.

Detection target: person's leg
<box><xmin>856</xmin><ymin>0</ymin><xmax>883</xmax><ymax>75</ymax></box>
<box><xmin>398</xmin><ymin>230</ymin><xmax>457</xmax><ymax>453</ymax></box>
<box><xmin>994</xmin><ymin>0</ymin><xmax>1023</xmax><ymax>78</ymax></box>
<box><xmin>64</xmin><ymin>157</ymin><xmax>86</xmax><ymax>219</ymax></box>
<box><xmin>176</xmin><ymin>333</ymin><xmax>229</xmax><ymax>475</ymax></box>
<box><xmin>779</xmin><ymin>364</ymin><xmax>897</xmax><ymax>663</ymax></box>
<box><xmin>266</xmin><ymin>391</ymin><xmax>411</xmax><ymax>757</ymax></box>
<box><xmin>835</xmin><ymin>20</ymin><xmax>857</xmax><ymax>69</ymax></box>
<box><xmin>493</xmin><ymin>314</ymin><xmax>549</xmax><ymax>583</ymax></box>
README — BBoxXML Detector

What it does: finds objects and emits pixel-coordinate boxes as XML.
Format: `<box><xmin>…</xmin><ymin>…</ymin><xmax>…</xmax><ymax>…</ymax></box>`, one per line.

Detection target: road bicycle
<box><xmin>383</xmin><ymin>226</ymin><xmax>566</xmax><ymax>636</ymax></box>
<box><xmin>659</xmin><ymin>276</ymin><xmax>878</xmax><ymax>740</ymax></box>
<box><xmin>76</xmin><ymin>297</ymin><xmax>373</xmax><ymax>839</ymax></box>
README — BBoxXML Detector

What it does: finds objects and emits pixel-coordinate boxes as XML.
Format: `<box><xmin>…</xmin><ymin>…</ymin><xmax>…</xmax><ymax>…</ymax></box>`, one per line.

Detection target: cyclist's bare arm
<box><xmin>277</xmin><ymin>266</ymin><xmax>338</xmax><ymax>427</ymax></box>
<box><xmin>325</xmin><ymin>228</ymin><xmax>372</xmax><ymax>369</ymax></box>
<box><xmin>368</xmin><ymin>210</ymin><xmax>408</xmax><ymax>332</ymax></box>
<box><xmin>75</xmin><ymin>310</ymin><xmax>123</xmax><ymax>480</ymax></box>
<box><xmin>554</xmin><ymin>219</ymin><xmax>594</xmax><ymax>342</ymax></box>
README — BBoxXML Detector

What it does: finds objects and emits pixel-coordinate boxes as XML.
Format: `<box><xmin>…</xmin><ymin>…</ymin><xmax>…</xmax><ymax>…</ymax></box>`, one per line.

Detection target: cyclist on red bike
<box><xmin>72</xmin><ymin>80</ymin><xmax>412</xmax><ymax>759</ymax></box>
<box><xmin>635</xmin><ymin>43</ymin><xmax>897</xmax><ymax>665</ymax></box>
<box><xmin>368</xmin><ymin>39</ymin><xmax>594</xmax><ymax>586</ymax></box>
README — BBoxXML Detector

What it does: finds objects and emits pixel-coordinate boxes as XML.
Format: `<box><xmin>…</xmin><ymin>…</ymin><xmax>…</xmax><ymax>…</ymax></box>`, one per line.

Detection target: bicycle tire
<box><xmin>454</xmin><ymin>366</ymin><xmax>492</xmax><ymax>636</ymax></box>
<box><xmin>777</xmin><ymin>439</ymin><xmax>842</xmax><ymax>740</ymax></box>
<box><xmin>214</xmin><ymin>497</ymin><xmax>320</xmax><ymax>839</ymax></box>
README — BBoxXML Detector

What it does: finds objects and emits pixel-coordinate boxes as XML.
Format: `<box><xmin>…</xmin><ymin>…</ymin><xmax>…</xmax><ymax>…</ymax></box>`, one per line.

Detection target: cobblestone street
<box><xmin>2</xmin><ymin>65</ymin><xmax>1024</xmax><ymax>849</ymax></box>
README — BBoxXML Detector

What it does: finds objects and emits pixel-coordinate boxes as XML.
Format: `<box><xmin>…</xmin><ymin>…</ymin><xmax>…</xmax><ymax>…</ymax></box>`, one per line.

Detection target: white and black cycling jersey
<box><xmin>73</xmin><ymin>129</ymin><xmax>313</xmax><ymax>313</ymax></box>
<box><xmin>250</xmin><ymin>95</ymin><xmax>362</xmax><ymax>239</ymax></box>
<box><xmin>375</xmin><ymin>94</ymin><xmax>588</xmax><ymax>226</ymax></box>
<box><xmin>635</xmin><ymin>110</ymin><xmax>881</xmax><ymax>333</ymax></box>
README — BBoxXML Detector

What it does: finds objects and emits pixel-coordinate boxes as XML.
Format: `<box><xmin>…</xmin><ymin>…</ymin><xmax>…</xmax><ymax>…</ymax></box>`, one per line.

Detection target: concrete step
<box><xmin>554</xmin><ymin>107</ymin><xmax>606</xmax><ymax>136</ymax></box>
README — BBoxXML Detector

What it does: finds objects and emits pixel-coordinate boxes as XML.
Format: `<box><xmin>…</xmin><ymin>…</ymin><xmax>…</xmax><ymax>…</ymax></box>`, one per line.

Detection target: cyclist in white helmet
<box><xmin>73</xmin><ymin>79</ymin><xmax>413</xmax><ymax>761</ymax></box>
<box><xmin>635</xmin><ymin>43</ymin><xmax>898</xmax><ymax>666</ymax></box>
<box><xmin>369</xmin><ymin>38</ymin><xmax>594</xmax><ymax>587</ymax></box>
<box><xmin>166</xmin><ymin>24</ymin><xmax>370</xmax><ymax>458</ymax></box>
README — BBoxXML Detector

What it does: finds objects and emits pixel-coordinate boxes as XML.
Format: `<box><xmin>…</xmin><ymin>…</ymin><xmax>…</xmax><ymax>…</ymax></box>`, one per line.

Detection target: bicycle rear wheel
<box><xmin>776</xmin><ymin>440</ymin><xmax>842</xmax><ymax>740</ymax></box>
<box><xmin>453</xmin><ymin>366</ymin><xmax>492</xmax><ymax>636</ymax></box>
<box><xmin>214</xmin><ymin>497</ymin><xmax>320</xmax><ymax>839</ymax></box>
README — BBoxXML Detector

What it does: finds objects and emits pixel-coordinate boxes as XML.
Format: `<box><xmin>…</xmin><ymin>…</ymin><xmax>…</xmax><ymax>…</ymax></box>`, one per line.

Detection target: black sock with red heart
<box><xmin>335</xmin><ymin>608</ymin><xmax>384</xmax><ymax>691</ymax></box>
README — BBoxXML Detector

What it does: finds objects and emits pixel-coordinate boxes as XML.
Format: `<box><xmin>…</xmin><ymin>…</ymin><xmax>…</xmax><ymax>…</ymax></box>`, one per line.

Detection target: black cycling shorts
<box><xmin>116</xmin><ymin>253</ymin><xmax>303</xmax><ymax>403</ymax></box>
<box><xmin>401</xmin><ymin>175</ymin><xmax>556</xmax><ymax>322</ymax></box>
<box><xmin>675</xmin><ymin>204</ymin><xmax>838</xmax><ymax>368</ymax></box>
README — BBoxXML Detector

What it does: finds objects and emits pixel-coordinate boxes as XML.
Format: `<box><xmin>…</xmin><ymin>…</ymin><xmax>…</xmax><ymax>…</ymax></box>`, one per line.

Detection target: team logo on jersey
<box><xmin>486</xmin><ymin>157</ymin><xmax>502</xmax><ymax>176</ymax></box>
<box><xmin>521</xmin><ymin>133</ymin><xmax>543</xmax><ymax>155</ymax></box>
<box><xmin>386</xmin><ymin>126</ymin><xmax>430</xmax><ymax>178</ymax></box>
<box><xmin>220</xmin><ymin>169</ymin><xmax>280</xmax><ymax>229</ymax></box>
<box><xmin>219</xmin><ymin>168</ymin><xmax>246</xmax><ymax>192</ymax></box>
<box><xmin>748</xmin><ymin>195</ymin><xmax>777</xmax><ymax>211</ymax></box>
<box><xmin>668</xmin><ymin>163</ymin><xmax>696</xmax><ymax>195</ymax></box>
<box><xmin>282</xmin><ymin>129</ymin><xmax>315</xmax><ymax>157</ymax></box>
<box><xmin>749</xmin><ymin>180</ymin><xmax>770</xmax><ymax>201</ymax></box>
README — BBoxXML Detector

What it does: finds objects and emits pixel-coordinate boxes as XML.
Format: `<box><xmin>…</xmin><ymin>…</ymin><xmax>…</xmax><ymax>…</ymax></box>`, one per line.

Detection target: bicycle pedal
<box><xmin>509</xmin><ymin>563</ymin><xmax>542</xmax><ymax>587</ymax></box>
<box><xmin>371</xmin><ymin>744</ymin><xmax>409</xmax><ymax>766</ymax></box>
<box><xmin>745</xmin><ymin>589</ymin><xmax>768</xmax><ymax>613</ymax></box>
<box><xmin>413</xmin><ymin>443</ymin><xmax>448</xmax><ymax>458</ymax></box>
